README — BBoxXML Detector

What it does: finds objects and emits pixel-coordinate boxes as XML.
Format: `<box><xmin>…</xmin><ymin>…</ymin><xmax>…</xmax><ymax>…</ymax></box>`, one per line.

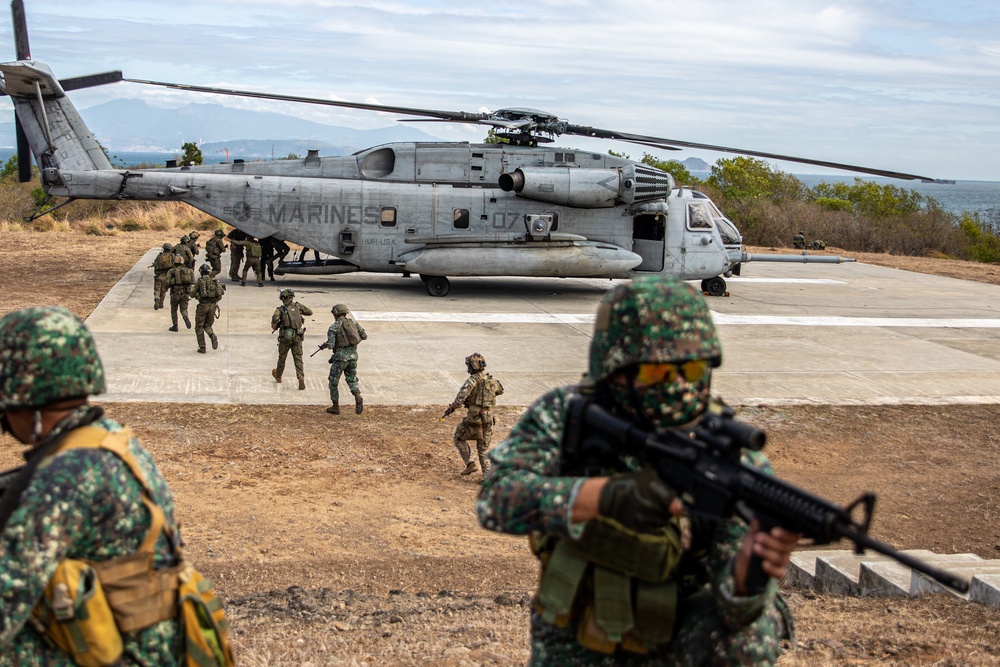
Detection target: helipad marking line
<box><xmin>352</xmin><ymin>312</ymin><xmax>1000</xmax><ymax>328</ymax></box>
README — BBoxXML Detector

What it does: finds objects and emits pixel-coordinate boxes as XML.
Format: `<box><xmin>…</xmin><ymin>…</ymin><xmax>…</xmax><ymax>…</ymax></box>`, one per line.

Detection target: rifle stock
<box><xmin>572</xmin><ymin>400</ymin><xmax>969</xmax><ymax>595</ymax></box>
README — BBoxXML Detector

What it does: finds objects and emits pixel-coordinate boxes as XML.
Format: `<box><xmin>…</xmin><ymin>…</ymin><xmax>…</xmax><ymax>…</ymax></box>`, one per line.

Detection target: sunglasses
<box><xmin>633</xmin><ymin>360</ymin><xmax>711</xmax><ymax>387</ymax></box>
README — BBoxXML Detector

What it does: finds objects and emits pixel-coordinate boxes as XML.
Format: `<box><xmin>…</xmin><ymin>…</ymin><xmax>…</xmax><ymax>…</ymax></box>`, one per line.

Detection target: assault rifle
<box><xmin>566</xmin><ymin>398</ymin><xmax>970</xmax><ymax>595</ymax></box>
<box><xmin>310</xmin><ymin>342</ymin><xmax>329</xmax><ymax>358</ymax></box>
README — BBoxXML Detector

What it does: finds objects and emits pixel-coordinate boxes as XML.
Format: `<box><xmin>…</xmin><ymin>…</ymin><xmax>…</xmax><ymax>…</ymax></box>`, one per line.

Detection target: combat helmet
<box><xmin>180</xmin><ymin>235</ymin><xmax>190</xmax><ymax>244</ymax></box>
<box><xmin>0</xmin><ymin>306</ymin><xmax>106</xmax><ymax>410</ymax></box>
<box><xmin>214</xmin><ymin>229</ymin><xmax>224</xmax><ymax>237</ymax></box>
<box><xmin>331</xmin><ymin>303</ymin><xmax>350</xmax><ymax>316</ymax></box>
<box><xmin>279</xmin><ymin>288</ymin><xmax>295</xmax><ymax>300</ymax></box>
<box><xmin>465</xmin><ymin>352</ymin><xmax>486</xmax><ymax>373</ymax></box>
<box><xmin>587</xmin><ymin>276</ymin><xmax>721</xmax><ymax>385</ymax></box>
<box><xmin>199</xmin><ymin>263</ymin><xmax>212</xmax><ymax>274</ymax></box>
<box><xmin>162</xmin><ymin>242</ymin><xmax>173</xmax><ymax>251</ymax></box>
<box><xmin>189</xmin><ymin>231</ymin><xmax>200</xmax><ymax>239</ymax></box>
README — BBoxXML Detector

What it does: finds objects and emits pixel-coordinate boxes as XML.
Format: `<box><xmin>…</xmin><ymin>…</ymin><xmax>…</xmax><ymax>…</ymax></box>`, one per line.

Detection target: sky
<box><xmin>2</xmin><ymin>0</ymin><xmax>999</xmax><ymax>181</ymax></box>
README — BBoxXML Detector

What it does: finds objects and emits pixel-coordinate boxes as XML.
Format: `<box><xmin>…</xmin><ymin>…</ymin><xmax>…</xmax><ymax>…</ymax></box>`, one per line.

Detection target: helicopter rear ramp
<box><xmin>85</xmin><ymin>252</ymin><xmax>1000</xmax><ymax>407</ymax></box>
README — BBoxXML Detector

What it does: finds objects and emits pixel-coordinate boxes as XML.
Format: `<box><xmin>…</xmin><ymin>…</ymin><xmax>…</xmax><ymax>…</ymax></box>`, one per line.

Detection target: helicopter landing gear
<box><xmin>701</xmin><ymin>276</ymin><xmax>727</xmax><ymax>297</ymax></box>
<box><xmin>425</xmin><ymin>275</ymin><xmax>450</xmax><ymax>297</ymax></box>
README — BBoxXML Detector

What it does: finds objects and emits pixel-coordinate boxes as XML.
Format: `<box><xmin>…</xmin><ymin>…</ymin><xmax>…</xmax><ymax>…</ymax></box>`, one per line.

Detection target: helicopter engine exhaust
<box><xmin>499</xmin><ymin>164</ymin><xmax>672</xmax><ymax>209</ymax></box>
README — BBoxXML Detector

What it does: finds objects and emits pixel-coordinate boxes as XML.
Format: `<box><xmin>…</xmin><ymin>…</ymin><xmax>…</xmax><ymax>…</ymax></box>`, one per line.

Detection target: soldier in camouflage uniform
<box><xmin>321</xmin><ymin>304</ymin><xmax>367</xmax><ymax>415</ymax></box>
<box><xmin>193</xmin><ymin>264</ymin><xmax>225</xmax><ymax>354</ymax></box>
<box><xmin>226</xmin><ymin>229</ymin><xmax>248</xmax><ymax>281</ymax></box>
<box><xmin>175</xmin><ymin>234</ymin><xmax>195</xmax><ymax>270</ymax></box>
<box><xmin>0</xmin><ymin>307</ymin><xmax>185</xmax><ymax>665</ymax></box>
<box><xmin>271</xmin><ymin>289</ymin><xmax>313</xmax><ymax>390</ymax></box>
<box><xmin>185</xmin><ymin>231</ymin><xmax>201</xmax><ymax>262</ymax></box>
<box><xmin>165</xmin><ymin>255</ymin><xmax>195</xmax><ymax>332</ymax></box>
<box><xmin>477</xmin><ymin>276</ymin><xmax>799</xmax><ymax>666</ymax></box>
<box><xmin>792</xmin><ymin>231</ymin><xmax>806</xmax><ymax>249</ymax></box>
<box><xmin>151</xmin><ymin>242</ymin><xmax>174</xmax><ymax>310</ymax></box>
<box><xmin>235</xmin><ymin>237</ymin><xmax>264</xmax><ymax>287</ymax></box>
<box><xmin>204</xmin><ymin>229</ymin><xmax>227</xmax><ymax>277</ymax></box>
<box><xmin>443</xmin><ymin>353</ymin><xmax>504</xmax><ymax>476</ymax></box>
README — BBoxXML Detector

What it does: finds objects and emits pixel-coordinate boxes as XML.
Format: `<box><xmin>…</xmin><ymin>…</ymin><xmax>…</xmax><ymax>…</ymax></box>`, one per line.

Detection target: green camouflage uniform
<box><xmin>235</xmin><ymin>239</ymin><xmax>263</xmax><ymax>286</ymax></box>
<box><xmin>0</xmin><ymin>307</ymin><xmax>182</xmax><ymax>665</ymax></box>
<box><xmin>175</xmin><ymin>237</ymin><xmax>195</xmax><ymax>271</ymax></box>
<box><xmin>193</xmin><ymin>272</ymin><xmax>225</xmax><ymax>353</ymax></box>
<box><xmin>476</xmin><ymin>277</ymin><xmax>793</xmax><ymax>666</ymax></box>
<box><xmin>205</xmin><ymin>234</ymin><xmax>226</xmax><ymax>277</ymax></box>
<box><xmin>326</xmin><ymin>316</ymin><xmax>367</xmax><ymax>403</ymax></box>
<box><xmin>271</xmin><ymin>296</ymin><xmax>313</xmax><ymax>383</ymax></box>
<box><xmin>151</xmin><ymin>243</ymin><xmax>174</xmax><ymax>310</ymax></box>
<box><xmin>165</xmin><ymin>262</ymin><xmax>195</xmax><ymax>330</ymax></box>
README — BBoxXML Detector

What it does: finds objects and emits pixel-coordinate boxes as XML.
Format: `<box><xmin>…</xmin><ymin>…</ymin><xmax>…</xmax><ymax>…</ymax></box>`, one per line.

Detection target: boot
<box><xmin>240</xmin><ymin>280</ymin><xmax>246</xmax><ymax>286</ymax></box>
<box><xmin>210</xmin><ymin>333</ymin><xmax>219</xmax><ymax>350</ymax></box>
<box><xmin>460</xmin><ymin>462</ymin><xmax>478</xmax><ymax>476</ymax></box>
<box><xmin>298</xmin><ymin>376</ymin><xmax>306</xmax><ymax>390</ymax></box>
<box><xmin>197</xmin><ymin>347</ymin><xmax>206</xmax><ymax>354</ymax></box>
<box><xmin>183</xmin><ymin>314</ymin><xmax>191</xmax><ymax>329</ymax></box>
<box><xmin>271</xmin><ymin>368</ymin><xmax>282</xmax><ymax>383</ymax></box>
<box><xmin>354</xmin><ymin>393</ymin><xmax>364</xmax><ymax>414</ymax></box>
<box><xmin>326</xmin><ymin>402</ymin><xmax>340</xmax><ymax>415</ymax></box>
<box><xmin>168</xmin><ymin>325</ymin><xmax>178</xmax><ymax>332</ymax></box>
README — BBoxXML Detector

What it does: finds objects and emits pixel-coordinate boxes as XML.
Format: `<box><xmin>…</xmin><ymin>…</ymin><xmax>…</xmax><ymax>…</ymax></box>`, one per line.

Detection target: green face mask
<box><xmin>607</xmin><ymin>377</ymin><xmax>711</xmax><ymax>430</ymax></box>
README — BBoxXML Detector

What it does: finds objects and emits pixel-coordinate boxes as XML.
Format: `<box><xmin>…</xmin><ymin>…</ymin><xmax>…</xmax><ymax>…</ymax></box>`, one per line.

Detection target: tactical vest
<box><xmin>530</xmin><ymin>392</ymin><xmax>691</xmax><ymax>655</ymax></box>
<box><xmin>31</xmin><ymin>426</ymin><xmax>235</xmax><ymax>667</ymax></box>
<box><xmin>334</xmin><ymin>319</ymin><xmax>363</xmax><ymax>349</ymax></box>
<box><xmin>205</xmin><ymin>238</ymin><xmax>224</xmax><ymax>258</ymax></box>
<box><xmin>467</xmin><ymin>373</ymin><xmax>503</xmax><ymax>410</ymax></box>
<box><xmin>280</xmin><ymin>303</ymin><xmax>304</xmax><ymax>331</ymax></box>
<box><xmin>247</xmin><ymin>241</ymin><xmax>262</xmax><ymax>258</ymax></box>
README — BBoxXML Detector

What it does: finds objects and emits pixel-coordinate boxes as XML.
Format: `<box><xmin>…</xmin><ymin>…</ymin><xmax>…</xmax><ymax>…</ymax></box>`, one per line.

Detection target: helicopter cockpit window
<box><xmin>687</xmin><ymin>202</ymin><xmax>713</xmax><ymax>230</ymax></box>
<box><xmin>380</xmin><ymin>207</ymin><xmax>397</xmax><ymax>227</ymax></box>
<box><xmin>453</xmin><ymin>208</ymin><xmax>470</xmax><ymax>229</ymax></box>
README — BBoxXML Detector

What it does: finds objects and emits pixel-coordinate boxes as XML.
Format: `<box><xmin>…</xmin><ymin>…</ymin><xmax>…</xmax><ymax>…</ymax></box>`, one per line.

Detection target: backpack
<box><xmin>156</xmin><ymin>252</ymin><xmax>174</xmax><ymax>271</ymax></box>
<box><xmin>198</xmin><ymin>277</ymin><xmax>221</xmax><ymax>300</ymax></box>
<box><xmin>248</xmin><ymin>242</ymin><xmax>262</xmax><ymax>258</ymax></box>
<box><xmin>472</xmin><ymin>373</ymin><xmax>503</xmax><ymax>409</ymax></box>
<box><xmin>335</xmin><ymin>319</ymin><xmax>363</xmax><ymax>348</ymax></box>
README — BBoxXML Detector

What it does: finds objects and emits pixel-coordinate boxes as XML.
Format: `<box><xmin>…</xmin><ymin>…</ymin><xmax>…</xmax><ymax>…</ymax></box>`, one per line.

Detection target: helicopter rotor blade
<box><xmin>124</xmin><ymin>77</ymin><xmax>491</xmax><ymax>124</ymax></box>
<box><xmin>124</xmin><ymin>77</ymin><xmax>940</xmax><ymax>182</ymax></box>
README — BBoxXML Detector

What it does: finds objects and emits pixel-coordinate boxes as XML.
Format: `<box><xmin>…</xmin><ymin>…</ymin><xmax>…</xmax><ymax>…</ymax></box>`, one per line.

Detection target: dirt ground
<box><xmin>2</xmin><ymin>229</ymin><xmax>999</xmax><ymax>666</ymax></box>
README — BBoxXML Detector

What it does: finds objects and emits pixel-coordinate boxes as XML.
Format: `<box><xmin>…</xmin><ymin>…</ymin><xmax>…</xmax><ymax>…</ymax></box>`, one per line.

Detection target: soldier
<box><xmin>271</xmin><ymin>288</ymin><xmax>313</xmax><ymax>390</ymax></box>
<box><xmin>477</xmin><ymin>276</ymin><xmax>799</xmax><ymax>665</ymax></box>
<box><xmin>175</xmin><ymin>234</ymin><xmax>195</xmax><ymax>270</ymax></box>
<box><xmin>811</xmin><ymin>239</ymin><xmax>827</xmax><ymax>250</ymax></box>
<box><xmin>165</xmin><ymin>254</ymin><xmax>195</xmax><ymax>332</ymax></box>
<box><xmin>320</xmin><ymin>303</ymin><xmax>367</xmax><ymax>415</ymax></box>
<box><xmin>792</xmin><ymin>230</ymin><xmax>806</xmax><ymax>249</ymax></box>
<box><xmin>442</xmin><ymin>353</ymin><xmax>504</xmax><ymax>476</ymax></box>
<box><xmin>226</xmin><ymin>228</ymin><xmax>248</xmax><ymax>281</ymax></box>
<box><xmin>185</xmin><ymin>230</ymin><xmax>201</xmax><ymax>261</ymax></box>
<box><xmin>235</xmin><ymin>237</ymin><xmax>264</xmax><ymax>287</ymax></box>
<box><xmin>204</xmin><ymin>229</ymin><xmax>227</xmax><ymax>277</ymax></box>
<box><xmin>0</xmin><ymin>306</ymin><xmax>233</xmax><ymax>665</ymax></box>
<box><xmin>150</xmin><ymin>242</ymin><xmax>174</xmax><ymax>310</ymax></box>
<box><xmin>193</xmin><ymin>263</ymin><xmax>225</xmax><ymax>354</ymax></box>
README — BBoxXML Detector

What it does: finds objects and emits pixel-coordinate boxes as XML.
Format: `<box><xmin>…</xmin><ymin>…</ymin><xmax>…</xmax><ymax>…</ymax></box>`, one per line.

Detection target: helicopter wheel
<box><xmin>425</xmin><ymin>276</ymin><xmax>450</xmax><ymax>297</ymax></box>
<box><xmin>704</xmin><ymin>276</ymin><xmax>727</xmax><ymax>297</ymax></box>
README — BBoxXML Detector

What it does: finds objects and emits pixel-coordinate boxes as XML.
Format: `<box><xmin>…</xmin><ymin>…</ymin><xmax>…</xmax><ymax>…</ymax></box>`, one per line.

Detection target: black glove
<box><xmin>598</xmin><ymin>469</ymin><xmax>677</xmax><ymax>533</ymax></box>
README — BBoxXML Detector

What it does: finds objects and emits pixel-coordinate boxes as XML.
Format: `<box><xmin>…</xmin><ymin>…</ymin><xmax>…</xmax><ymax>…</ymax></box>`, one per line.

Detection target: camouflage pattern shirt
<box><xmin>326</xmin><ymin>318</ymin><xmax>367</xmax><ymax>363</ymax></box>
<box><xmin>477</xmin><ymin>386</ymin><xmax>787</xmax><ymax>657</ymax></box>
<box><xmin>0</xmin><ymin>407</ymin><xmax>182</xmax><ymax>666</ymax></box>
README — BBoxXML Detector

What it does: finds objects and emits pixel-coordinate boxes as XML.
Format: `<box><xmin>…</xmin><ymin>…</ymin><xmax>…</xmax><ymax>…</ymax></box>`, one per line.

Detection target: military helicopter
<box><xmin>1</xmin><ymin>1</ymin><xmax>938</xmax><ymax>297</ymax></box>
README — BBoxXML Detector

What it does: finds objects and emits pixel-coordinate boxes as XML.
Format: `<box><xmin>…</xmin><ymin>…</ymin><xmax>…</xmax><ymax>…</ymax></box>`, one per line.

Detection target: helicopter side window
<box><xmin>687</xmin><ymin>202</ymin><xmax>713</xmax><ymax>230</ymax></box>
<box><xmin>381</xmin><ymin>207</ymin><xmax>397</xmax><ymax>228</ymax></box>
<box><xmin>453</xmin><ymin>208</ymin><xmax>470</xmax><ymax>229</ymax></box>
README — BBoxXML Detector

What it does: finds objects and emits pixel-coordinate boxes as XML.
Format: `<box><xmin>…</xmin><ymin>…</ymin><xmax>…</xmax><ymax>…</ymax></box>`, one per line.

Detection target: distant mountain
<box><xmin>679</xmin><ymin>157</ymin><xmax>711</xmax><ymax>171</ymax></box>
<box><xmin>0</xmin><ymin>98</ymin><xmax>443</xmax><ymax>154</ymax></box>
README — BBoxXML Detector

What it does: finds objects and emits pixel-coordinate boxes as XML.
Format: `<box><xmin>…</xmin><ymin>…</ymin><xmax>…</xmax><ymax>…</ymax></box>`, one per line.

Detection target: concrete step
<box><xmin>859</xmin><ymin>553</ymin><xmax>981</xmax><ymax>597</ymax></box>
<box><xmin>910</xmin><ymin>560</ymin><xmax>1000</xmax><ymax>598</ymax></box>
<box><xmin>785</xmin><ymin>550</ymin><xmax>1000</xmax><ymax>607</ymax></box>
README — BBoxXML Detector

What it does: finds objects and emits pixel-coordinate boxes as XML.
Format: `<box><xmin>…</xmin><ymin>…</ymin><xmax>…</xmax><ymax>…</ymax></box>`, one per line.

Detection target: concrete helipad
<box><xmin>87</xmin><ymin>249</ymin><xmax>1000</xmax><ymax>406</ymax></box>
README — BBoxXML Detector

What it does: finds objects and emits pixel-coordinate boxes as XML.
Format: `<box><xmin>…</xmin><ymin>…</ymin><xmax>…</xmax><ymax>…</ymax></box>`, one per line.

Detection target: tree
<box><xmin>809</xmin><ymin>179</ymin><xmax>924</xmax><ymax>220</ymax></box>
<box><xmin>1</xmin><ymin>154</ymin><xmax>19</xmax><ymax>180</ymax></box>
<box><xmin>706</xmin><ymin>156</ymin><xmax>802</xmax><ymax>203</ymax></box>
<box><xmin>640</xmin><ymin>153</ymin><xmax>697</xmax><ymax>186</ymax></box>
<box><xmin>180</xmin><ymin>142</ymin><xmax>203</xmax><ymax>166</ymax></box>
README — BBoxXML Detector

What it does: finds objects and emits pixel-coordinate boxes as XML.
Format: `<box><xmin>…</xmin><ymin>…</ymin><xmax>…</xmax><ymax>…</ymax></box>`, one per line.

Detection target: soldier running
<box><xmin>443</xmin><ymin>353</ymin><xmax>504</xmax><ymax>476</ymax></box>
<box><xmin>193</xmin><ymin>264</ymin><xmax>225</xmax><ymax>354</ymax></box>
<box><xmin>271</xmin><ymin>289</ymin><xmax>313</xmax><ymax>390</ymax></box>
<box><xmin>320</xmin><ymin>304</ymin><xmax>367</xmax><ymax>415</ymax></box>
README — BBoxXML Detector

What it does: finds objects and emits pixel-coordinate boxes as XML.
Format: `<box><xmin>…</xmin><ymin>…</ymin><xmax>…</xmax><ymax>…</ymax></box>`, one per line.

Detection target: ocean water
<box><xmin>1</xmin><ymin>149</ymin><xmax>997</xmax><ymax>217</ymax></box>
